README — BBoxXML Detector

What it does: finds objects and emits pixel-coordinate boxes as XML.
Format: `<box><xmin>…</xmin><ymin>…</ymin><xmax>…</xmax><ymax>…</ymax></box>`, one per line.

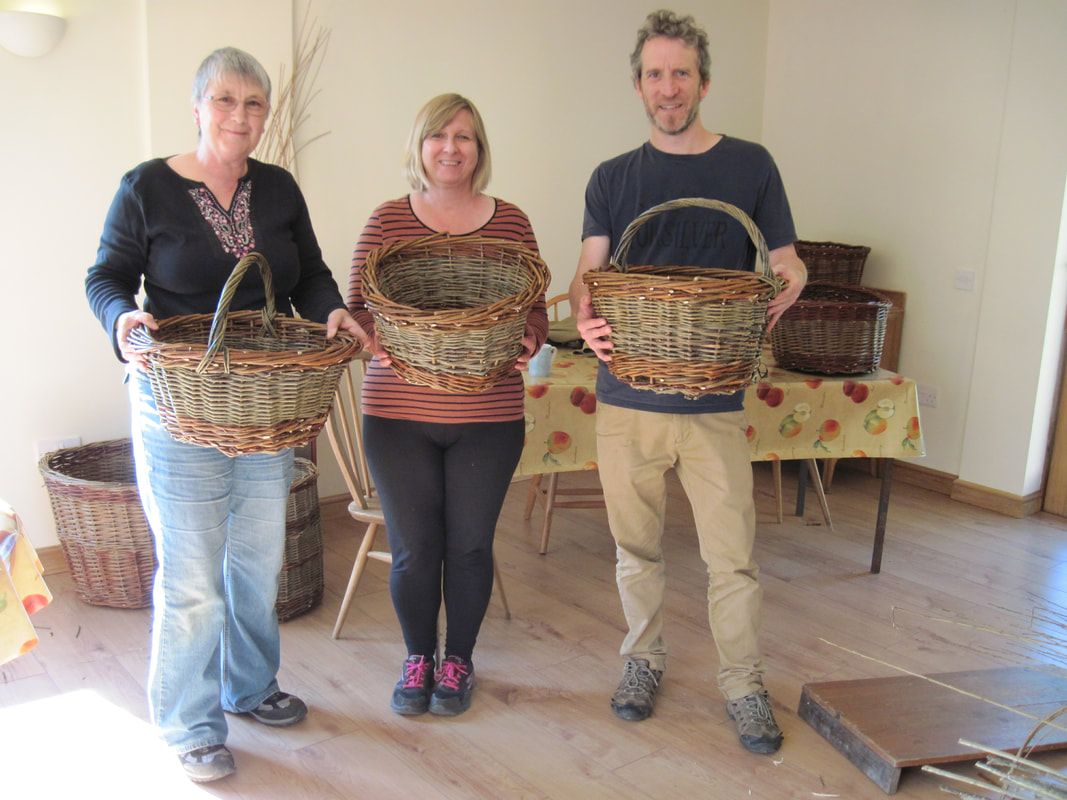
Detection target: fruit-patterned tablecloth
<box><xmin>0</xmin><ymin>499</ymin><xmax>53</xmax><ymax>665</ymax></box>
<box><xmin>517</xmin><ymin>352</ymin><xmax>924</xmax><ymax>476</ymax></box>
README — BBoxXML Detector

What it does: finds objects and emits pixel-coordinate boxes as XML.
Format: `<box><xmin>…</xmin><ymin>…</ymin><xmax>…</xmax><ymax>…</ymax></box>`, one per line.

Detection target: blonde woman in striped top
<box><xmin>348</xmin><ymin>93</ymin><xmax>548</xmax><ymax>717</ymax></box>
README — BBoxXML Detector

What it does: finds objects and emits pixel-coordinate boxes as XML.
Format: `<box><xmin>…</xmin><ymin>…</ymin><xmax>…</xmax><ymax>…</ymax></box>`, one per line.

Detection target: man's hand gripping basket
<box><xmin>130</xmin><ymin>253</ymin><xmax>361</xmax><ymax>456</ymax></box>
<box><xmin>362</xmin><ymin>234</ymin><xmax>550</xmax><ymax>393</ymax></box>
<box><xmin>583</xmin><ymin>198</ymin><xmax>782</xmax><ymax>398</ymax></box>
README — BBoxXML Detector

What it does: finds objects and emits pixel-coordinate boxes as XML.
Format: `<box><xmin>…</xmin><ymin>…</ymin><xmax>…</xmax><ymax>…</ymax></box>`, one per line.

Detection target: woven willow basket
<box><xmin>39</xmin><ymin>439</ymin><xmax>156</xmax><ymax>608</ymax></box>
<box><xmin>583</xmin><ymin>198</ymin><xmax>783</xmax><ymax>398</ymax></box>
<box><xmin>129</xmin><ymin>253</ymin><xmax>361</xmax><ymax>456</ymax></box>
<box><xmin>794</xmin><ymin>240</ymin><xmax>871</xmax><ymax>285</ymax></box>
<box><xmin>771</xmin><ymin>282</ymin><xmax>892</xmax><ymax>374</ymax></box>
<box><xmin>277</xmin><ymin>457</ymin><xmax>324</xmax><ymax>622</ymax></box>
<box><xmin>362</xmin><ymin>234</ymin><xmax>550</xmax><ymax>393</ymax></box>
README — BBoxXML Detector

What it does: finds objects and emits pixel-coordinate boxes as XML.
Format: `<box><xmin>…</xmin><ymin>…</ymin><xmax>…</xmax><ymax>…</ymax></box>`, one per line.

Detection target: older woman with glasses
<box><xmin>86</xmin><ymin>47</ymin><xmax>366</xmax><ymax>783</ymax></box>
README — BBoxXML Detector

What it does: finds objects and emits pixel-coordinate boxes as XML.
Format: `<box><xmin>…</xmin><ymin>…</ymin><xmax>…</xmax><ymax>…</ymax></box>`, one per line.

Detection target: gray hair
<box><xmin>630</xmin><ymin>9</ymin><xmax>711</xmax><ymax>85</ymax></box>
<box><xmin>191</xmin><ymin>47</ymin><xmax>272</xmax><ymax>104</ymax></box>
<box><xmin>403</xmin><ymin>93</ymin><xmax>492</xmax><ymax>194</ymax></box>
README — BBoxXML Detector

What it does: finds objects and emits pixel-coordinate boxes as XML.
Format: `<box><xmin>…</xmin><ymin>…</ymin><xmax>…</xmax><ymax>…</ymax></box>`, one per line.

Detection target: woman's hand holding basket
<box><xmin>116</xmin><ymin>309</ymin><xmax>159</xmax><ymax>370</ymax></box>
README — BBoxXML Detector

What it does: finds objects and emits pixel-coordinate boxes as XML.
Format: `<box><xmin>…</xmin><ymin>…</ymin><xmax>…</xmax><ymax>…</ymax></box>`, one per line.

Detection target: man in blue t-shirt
<box><xmin>569</xmin><ymin>9</ymin><xmax>807</xmax><ymax>755</ymax></box>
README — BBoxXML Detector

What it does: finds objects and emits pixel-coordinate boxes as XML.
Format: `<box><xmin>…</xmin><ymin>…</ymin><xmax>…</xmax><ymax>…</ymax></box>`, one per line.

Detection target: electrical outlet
<box><xmin>917</xmin><ymin>385</ymin><xmax>938</xmax><ymax>408</ymax></box>
<box><xmin>954</xmin><ymin>269</ymin><xmax>976</xmax><ymax>291</ymax></box>
<box><xmin>34</xmin><ymin>436</ymin><xmax>82</xmax><ymax>462</ymax></box>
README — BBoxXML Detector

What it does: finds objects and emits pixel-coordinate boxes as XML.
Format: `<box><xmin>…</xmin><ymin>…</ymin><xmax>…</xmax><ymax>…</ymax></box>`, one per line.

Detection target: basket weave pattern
<box><xmin>794</xmin><ymin>241</ymin><xmax>871</xmax><ymax>285</ymax></box>
<box><xmin>362</xmin><ymin>234</ymin><xmax>550</xmax><ymax>393</ymax></box>
<box><xmin>770</xmin><ymin>282</ymin><xmax>892</xmax><ymax>374</ymax></box>
<box><xmin>583</xmin><ymin>198</ymin><xmax>782</xmax><ymax>398</ymax></box>
<box><xmin>130</xmin><ymin>253</ymin><xmax>360</xmax><ymax>456</ymax></box>
<box><xmin>39</xmin><ymin>440</ymin><xmax>156</xmax><ymax>609</ymax></box>
<box><xmin>277</xmin><ymin>457</ymin><xmax>323</xmax><ymax>621</ymax></box>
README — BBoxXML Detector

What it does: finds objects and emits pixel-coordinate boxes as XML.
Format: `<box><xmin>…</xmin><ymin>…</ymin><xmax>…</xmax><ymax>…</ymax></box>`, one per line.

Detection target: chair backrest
<box><xmin>325</xmin><ymin>360</ymin><xmax>375</xmax><ymax>511</ymax></box>
<box><xmin>546</xmin><ymin>293</ymin><xmax>569</xmax><ymax>322</ymax></box>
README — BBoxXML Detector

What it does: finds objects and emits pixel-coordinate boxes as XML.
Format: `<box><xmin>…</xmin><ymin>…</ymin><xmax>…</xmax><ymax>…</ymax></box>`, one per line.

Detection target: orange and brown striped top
<box><xmin>348</xmin><ymin>196</ymin><xmax>549</xmax><ymax>423</ymax></box>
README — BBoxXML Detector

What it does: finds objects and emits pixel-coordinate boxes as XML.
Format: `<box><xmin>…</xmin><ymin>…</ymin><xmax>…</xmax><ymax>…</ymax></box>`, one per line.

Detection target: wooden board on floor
<box><xmin>798</xmin><ymin>666</ymin><xmax>1067</xmax><ymax>794</ymax></box>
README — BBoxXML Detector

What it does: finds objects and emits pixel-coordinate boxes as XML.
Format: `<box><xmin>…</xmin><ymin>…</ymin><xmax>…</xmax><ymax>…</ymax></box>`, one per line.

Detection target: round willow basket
<box><xmin>277</xmin><ymin>457</ymin><xmax>324</xmax><ymax>622</ymax></box>
<box><xmin>362</xmin><ymin>233</ymin><xmax>550</xmax><ymax>393</ymax></box>
<box><xmin>583</xmin><ymin>198</ymin><xmax>782</xmax><ymax>398</ymax></box>
<box><xmin>129</xmin><ymin>253</ymin><xmax>361</xmax><ymax>456</ymax></box>
<box><xmin>771</xmin><ymin>282</ymin><xmax>892</xmax><ymax>374</ymax></box>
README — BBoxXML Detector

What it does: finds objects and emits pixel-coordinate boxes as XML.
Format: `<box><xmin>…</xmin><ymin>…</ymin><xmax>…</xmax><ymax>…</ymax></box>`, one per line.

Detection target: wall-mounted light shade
<box><xmin>0</xmin><ymin>10</ymin><xmax>67</xmax><ymax>58</ymax></box>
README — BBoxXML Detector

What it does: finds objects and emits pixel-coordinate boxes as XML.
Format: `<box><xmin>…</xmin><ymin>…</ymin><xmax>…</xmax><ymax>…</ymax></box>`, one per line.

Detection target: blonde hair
<box><xmin>403</xmin><ymin>93</ymin><xmax>492</xmax><ymax>193</ymax></box>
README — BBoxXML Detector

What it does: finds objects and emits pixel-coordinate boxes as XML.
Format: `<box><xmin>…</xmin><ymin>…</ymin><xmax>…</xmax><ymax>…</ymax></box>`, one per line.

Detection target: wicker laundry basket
<box><xmin>129</xmin><ymin>252</ymin><xmax>361</xmax><ymax>456</ymax></box>
<box><xmin>771</xmin><ymin>282</ymin><xmax>892</xmax><ymax>374</ymax></box>
<box><xmin>277</xmin><ymin>457</ymin><xmax>324</xmax><ymax>621</ymax></box>
<box><xmin>794</xmin><ymin>241</ymin><xmax>871</xmax><ymax>285</ymax></box>
<box><xmin>583</xmin><ymin>198</ymin><xmax>782</xmax><ymax>398</ymax></box>
<box><xmin>39</xmin><ymin>439</ymin><xmax>156</xmax><ymax>608</ymax></box>
<box><xmin>362</xmin><ymin>233</ymin><xmax>550</xmax><ymax>393</ymax></box>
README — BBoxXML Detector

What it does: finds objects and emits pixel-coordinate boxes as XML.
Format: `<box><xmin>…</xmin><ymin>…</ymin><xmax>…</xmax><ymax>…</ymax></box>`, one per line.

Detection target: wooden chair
<box><xmin>325</xmin><ymin>364</ymin><xmax>511</xmax><ymax>640</ymax></box>
<box><xmin>523</xmin><ymin>294</ymin><xmax>606</xmax><ymax>554</ymax></box>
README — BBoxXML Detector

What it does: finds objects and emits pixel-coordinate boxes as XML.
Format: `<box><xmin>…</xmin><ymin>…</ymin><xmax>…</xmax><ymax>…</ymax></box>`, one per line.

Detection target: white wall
<box><xmin>762</xmin><ymin>0</ymin><xmax>1067</xmax><ymax>493</ymax></box>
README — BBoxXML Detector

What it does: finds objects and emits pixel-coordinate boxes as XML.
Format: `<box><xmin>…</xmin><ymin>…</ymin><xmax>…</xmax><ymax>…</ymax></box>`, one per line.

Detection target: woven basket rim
<box><xmin>38</xmin><ymin>438</ymin><xmax>136</xmax><ymax>489</ymax></box>
<box><xmin>791</xmin><ymin>281</ymin><xmax>892</xmax><ymax>308</ymax></box>
<box><xmin>362</xmin><ymin>233</ymin><xmax>549</xmax><ymax>327</ymax></box>
<box><xmin>795</xmin><ymin>240</ymin><xmax>872</xmax><ymax>253</ymax></box>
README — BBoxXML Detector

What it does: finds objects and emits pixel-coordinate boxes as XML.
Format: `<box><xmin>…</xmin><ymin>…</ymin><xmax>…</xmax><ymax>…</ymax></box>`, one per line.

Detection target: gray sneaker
<box><xmin>178</xmin><ymin>744</ymin><xmax>235</xmax><ymax>783</ymax></box>
<box><xmin>245</xmin><ymin>690</ymin><xmax>308</xmax><ymax>726</ymax></box>
<box><xmin>611</xmin><ymin>658</ymin><xmax>663</xmax><ymax>721</ymax></box>
<box><xmin>726</xmin><ymin>689</ymin><xmax>784</xmax><ymax>754</ymax></box>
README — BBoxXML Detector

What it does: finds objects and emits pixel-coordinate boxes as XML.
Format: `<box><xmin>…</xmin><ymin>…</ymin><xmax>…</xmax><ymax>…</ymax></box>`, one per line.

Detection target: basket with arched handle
<box><xmin>129</xmin><ymin>252</ymin><xmax>361</xmax><ymax>455</ymax></box>
<box><xmin>582</xmin><ymin>197</ymin><xmax>783</xmax><ymax>398</ymax></box>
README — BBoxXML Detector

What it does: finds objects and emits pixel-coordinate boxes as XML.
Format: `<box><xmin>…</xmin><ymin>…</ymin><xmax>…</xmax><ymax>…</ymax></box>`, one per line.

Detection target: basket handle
<box><xmin>610</xmin><ymin>197</ymin><xmax>771</xmax><ymax>278</ymax></box>
<box><xmin>196</xmin><ymin>252</ymin><xmax>277</xmax><ymax>373</ymax></box>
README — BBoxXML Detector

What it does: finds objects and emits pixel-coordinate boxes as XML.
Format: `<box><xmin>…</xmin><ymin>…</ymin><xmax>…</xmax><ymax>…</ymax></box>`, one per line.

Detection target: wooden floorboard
<box><xmin>3</xmin><ymin>462</ymin><xmax>1067</xmax><ymax>798</ymax></box>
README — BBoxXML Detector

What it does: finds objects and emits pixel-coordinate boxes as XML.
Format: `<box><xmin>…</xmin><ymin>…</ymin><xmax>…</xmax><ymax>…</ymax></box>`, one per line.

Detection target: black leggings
<box><xmin>363</xmin><ymin>415</ymin><xmax>524</xmax><ymax>660</ymax></box>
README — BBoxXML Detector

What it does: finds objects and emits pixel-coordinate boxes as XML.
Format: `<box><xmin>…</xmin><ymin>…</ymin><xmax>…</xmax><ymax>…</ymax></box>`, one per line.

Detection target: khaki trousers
<box><xmin>596</xmin><ymin>403</ymin><xmax>764</xmax><ymax>699</ymax></box>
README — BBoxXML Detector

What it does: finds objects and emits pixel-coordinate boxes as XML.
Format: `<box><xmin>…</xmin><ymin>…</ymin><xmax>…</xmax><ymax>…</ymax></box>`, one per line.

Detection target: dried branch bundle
<box><xmin>254</xmin><ymin>8</ymin><xmax>330</xmax><ymax>174</ymax></box>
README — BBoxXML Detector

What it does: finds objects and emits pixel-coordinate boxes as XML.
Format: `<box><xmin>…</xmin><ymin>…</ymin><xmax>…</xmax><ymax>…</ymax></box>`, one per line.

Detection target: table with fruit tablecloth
<box><xmin>518</xmin><ymin>351</ymin><xmax>925</xmax><ymax>572</ymax></box>
<box><xmin>0</xmin><ymin>499</ymin><xmax>53</xmax><ymax>665</ymax></box>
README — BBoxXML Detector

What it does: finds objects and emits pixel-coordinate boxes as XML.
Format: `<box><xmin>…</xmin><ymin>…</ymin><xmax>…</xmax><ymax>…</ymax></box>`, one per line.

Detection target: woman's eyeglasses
<box><xmin>206</xmin><ymin>94</ymin><xmax>269</xmax><ymax>117</ymax></box>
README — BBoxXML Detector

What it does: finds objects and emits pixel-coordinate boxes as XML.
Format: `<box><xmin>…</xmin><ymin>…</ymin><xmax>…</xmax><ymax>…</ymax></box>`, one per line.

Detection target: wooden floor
<box><xmin>4</xmin><ymin>463</ymin><xmax>1067</xmax><ymax>799</ymax></box>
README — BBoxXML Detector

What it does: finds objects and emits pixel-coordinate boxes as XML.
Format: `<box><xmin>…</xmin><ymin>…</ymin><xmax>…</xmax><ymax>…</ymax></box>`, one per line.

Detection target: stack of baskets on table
<box><xmin>583</xmin><ymin>197</ymin><xmax>783</xmax><ymax>398</ymax></box>
<box><xmin>772</xmin><ymin>239</ymin><xmax>892</xmax><ymax>375</ymax></box>
<box><xmin>128</xmin><ymin>251</ymin><xmax>361</xmax><ymax>456</ymax></box>
<box><xmin>39</xmin><ymin>440</ymin><xmax>325</xmax><ymax>620</ymax></box>
<box><xmin>362</xmin><ymin>233</ymin><xmax>550</xmax><ymax>393</ymax></box>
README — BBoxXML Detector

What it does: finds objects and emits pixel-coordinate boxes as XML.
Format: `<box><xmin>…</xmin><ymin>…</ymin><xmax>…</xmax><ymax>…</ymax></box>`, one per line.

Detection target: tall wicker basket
<box><xmin>583</xmin><ymin>198</ymin><xmax>782</xmax><ymax>398</ymax></box>
<box><xmin>277</xmin><ymin>457</ymin><xmax>324</xmax><ymax>622</ymax></box>
<box><xmin>39</xmin><ymin>440</ymin><xmax>156</xmax><ymax>609</ymax></box>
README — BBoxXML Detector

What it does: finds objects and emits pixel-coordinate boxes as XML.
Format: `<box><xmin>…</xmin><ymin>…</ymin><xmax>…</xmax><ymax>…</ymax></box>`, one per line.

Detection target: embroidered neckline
<box><xmin>188</xmin><ymin>179</ymin><xmax>255</xmax><ymax>258</ymax></box>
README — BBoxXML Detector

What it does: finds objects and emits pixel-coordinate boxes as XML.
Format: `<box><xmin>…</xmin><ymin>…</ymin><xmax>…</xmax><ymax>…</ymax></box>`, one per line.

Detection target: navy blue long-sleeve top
<box><xmin>86</xmin><ymin>157</ymin><xmax>345</xmax><ymax>361</ymax></box>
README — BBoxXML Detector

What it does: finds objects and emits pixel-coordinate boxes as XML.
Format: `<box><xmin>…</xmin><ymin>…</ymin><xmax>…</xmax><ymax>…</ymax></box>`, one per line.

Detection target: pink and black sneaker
<box><xmin>429</xmin><ymin>655</ymin><xmax>475</xmax><ymax>716</ymax></box>
<box><xmin>391</xmin><ymin>654</ymin><xmax>434</xmax><ymax>716</ymax></box>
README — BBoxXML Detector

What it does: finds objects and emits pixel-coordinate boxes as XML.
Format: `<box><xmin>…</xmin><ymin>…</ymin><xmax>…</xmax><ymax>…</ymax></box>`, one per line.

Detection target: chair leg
<box><xmin>492</xmin><ymin>558</ymin><xmax>511</xmax><ymax>620</ymax></box>
<box><xmin>806</xmin><ymin>460</ymin><xmax>834</xmax><ymax>531</ymax></box>
<box><xmin>539</xmin><ymin>472</ymin><xmax>560</xmax><ymax>555</ymax></box>
<box><xmin>772</xmin><ymin>461</ymin><xmax>783</xmax><ymax>523</ymax></box>
<box><xmin>523</xmin><ymin>474</ymin><xmax>542</xmax><ymax>520</ymax></box>
<box><xmin>332</xmin><ymin>522</ymin><xmax>380</xmax><ymax>640</ymax></box>
<box><xmin>823</xmin><ymin>458</ymin><xmax>838</xmax><ymax>493</ymax></box>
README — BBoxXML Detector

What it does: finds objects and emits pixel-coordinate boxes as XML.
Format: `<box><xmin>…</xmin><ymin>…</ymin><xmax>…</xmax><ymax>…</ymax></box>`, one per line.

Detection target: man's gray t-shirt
<box><xmin>582</xmin><ymin>136</ymin><xmax>797</xmax><ymax>414</ymax></box>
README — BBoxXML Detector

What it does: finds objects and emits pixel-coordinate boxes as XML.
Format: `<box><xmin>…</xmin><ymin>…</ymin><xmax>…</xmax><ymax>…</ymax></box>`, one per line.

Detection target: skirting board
<box><xmin>891</xmin><ymin>462</ymin><xmax>1042</xmax><ymax>518</ymax></box>
<box><xmin>37</xmin><ymin>545</ymin><xmax>67</xmax><ymax>576</ymax></box>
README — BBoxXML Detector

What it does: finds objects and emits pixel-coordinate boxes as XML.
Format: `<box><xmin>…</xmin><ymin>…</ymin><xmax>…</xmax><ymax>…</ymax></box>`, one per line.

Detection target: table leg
<box><xmin>772</xmin><ymin>460</ymin><xmax>783</xmax><ymax>523</ymax></box>
<box><xmin>539</xmin><ymin>472</ymin><xmax>560</xmax><ymax>555</ymax></box>
<box><xmin>795</xmin><ymin>460</ymin><xmax>808</xmax><ymax>517</ymax></box>
<box><xmin>807</xmin><ymin>460</ymin><xmax>834</xmax><ymax>530</ymax></box>
<box><xmin>870</xmin><ymin>458</ymin><xmax>894</xmax><ymax>574</ymax></box>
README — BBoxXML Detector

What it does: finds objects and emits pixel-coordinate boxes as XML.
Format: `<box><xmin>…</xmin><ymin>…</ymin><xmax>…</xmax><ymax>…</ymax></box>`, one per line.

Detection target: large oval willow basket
<box><xmin>362</xmin><ymin>233</ymin><xmax>550</xmax><ymax>393</ymax></box>
<box><xmin>583</xmin><ymin>198</ymin><xmax>783</xmax><ymax>398</ymax></box>
<box><xmin>129</xmin><ymin>253</ymin><xmax>361</xmax><ymax>456</ymax></box>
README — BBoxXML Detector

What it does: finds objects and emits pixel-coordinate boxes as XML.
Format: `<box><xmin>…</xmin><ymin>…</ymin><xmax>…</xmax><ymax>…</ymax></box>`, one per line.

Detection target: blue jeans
<box><xmin>128</xmin><ymin>373</ymin><xmax>294</xmax><ymax>753</ymax></box>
